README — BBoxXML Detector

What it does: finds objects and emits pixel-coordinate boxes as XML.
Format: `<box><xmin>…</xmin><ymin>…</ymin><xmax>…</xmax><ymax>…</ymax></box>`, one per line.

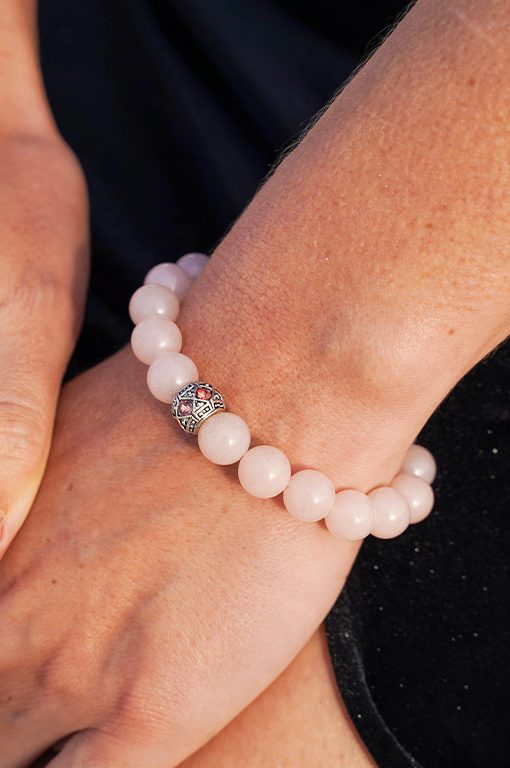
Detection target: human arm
<box><xmin>179</xmin><ymin>0</ymin><xmax>510</xmax><ymax>493</ymax></box>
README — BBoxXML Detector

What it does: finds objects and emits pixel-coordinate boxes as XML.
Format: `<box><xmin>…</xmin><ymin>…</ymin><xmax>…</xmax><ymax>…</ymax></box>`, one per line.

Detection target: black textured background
<box><xmin>326</xmin><ymin>341</ymin><xmax>510</xmax><ymax>767</ymax></box>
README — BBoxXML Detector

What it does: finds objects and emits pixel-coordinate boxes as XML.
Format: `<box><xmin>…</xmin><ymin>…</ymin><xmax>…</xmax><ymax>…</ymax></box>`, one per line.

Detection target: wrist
<box><xmin>176</xmin><ymin>244</ymin><xmax>436</xmax><ymax>491</ymax></box>
<box><xmin>177</xmin><ymin>171</ymin><xmax>504</xmax><ymax>488</ymax></box>
<box><xmin>125</xmin><ymin>254</ymin><xmax>436</xmax><ymax>544</ymax></box>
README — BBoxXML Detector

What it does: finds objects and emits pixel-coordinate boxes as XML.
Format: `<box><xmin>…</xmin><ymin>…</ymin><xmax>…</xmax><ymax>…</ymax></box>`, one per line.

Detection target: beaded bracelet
<box><xmin>130</xmin><ymin>254</ymin><xmax>436</xmax><ymax>541</ymax></box>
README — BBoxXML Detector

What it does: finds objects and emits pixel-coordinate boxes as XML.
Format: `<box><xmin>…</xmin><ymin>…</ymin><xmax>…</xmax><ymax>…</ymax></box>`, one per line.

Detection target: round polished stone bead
<box><xmin>176</xmin><ymin>252</ymin><xmax>209</xmax><ymax>279</ymax></box>
<box><xmin>129</xmin><ymin>284</ymin><xmax>180</xmax><ymax>324</ymax></box>
<box><xmin>325</xmin><ymin>490</ymin><xmax>374</xmax><ymax>541</ymax></box>
<box><xmin>390</xmin><ymin>472</ymin><xmax>435</xmax><ymax>524</ymax></box>
<box><xmin>238</xmin><ymin>445</ymin><xmax>291</xmax><ymax>499</ymax></box>
<box><xmin>131</xmin><ymin>316</ymin><xmax>182</xmax><ymax>365</ymax></box>
<box><xmin>197</xmin><ymin>412</ymin><xmax>251</xmax><ymax>465</ymax></box>
<box><xmin>144</xmin><ymin>262</ymin><xmax>191</xmax><ymax>301</ymax></box>
<box><xmin>368</xmin><ymin>486</ymin><xmax>410</xmax><ymax>539</ymax></box>
<box><xmin>283</xmin><ymin>470</ymin><xmax>335</xmax><ymax>523</ymax></box>
<box><xmin>147</xmin><ymin>353</ymin><xmax>199</xmax><ymax>403</ymax></box>
<box><xmin>401</xmin><ymin>444</ymin><xmax>436</xmax><ymax>484</ymax></box>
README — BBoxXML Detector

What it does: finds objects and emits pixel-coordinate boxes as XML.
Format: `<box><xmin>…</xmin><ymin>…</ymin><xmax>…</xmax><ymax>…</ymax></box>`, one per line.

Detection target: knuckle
<box><xmin>41</xmin><ymin>642</ymin><xmax>106</xmax><ymax>723</ymax></box>
<box><xmin>40</xmin><ymin>652</ymin><xmax>82</xmax><ymax>707</ymax></box>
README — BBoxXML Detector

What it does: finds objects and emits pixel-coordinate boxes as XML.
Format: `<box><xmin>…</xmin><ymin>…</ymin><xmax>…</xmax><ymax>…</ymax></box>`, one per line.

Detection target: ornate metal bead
<box><xmin>171</xmin><ymin>381</ymin><xmax>225</xmax><ymax>434</ymax></box>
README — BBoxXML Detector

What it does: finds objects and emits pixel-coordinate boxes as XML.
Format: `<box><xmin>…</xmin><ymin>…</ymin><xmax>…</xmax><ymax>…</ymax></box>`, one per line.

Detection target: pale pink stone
<box><xmin>197</xmin><ymin>412</ymin><xmax>251</xmax><ymax>465</ymax></box>
<box><xmin>176</xmin><ymin>252</ymin><xmax>209</xmax><ymax>279</ymax></box>
<box><xmin>129</xmin><ymin>284</ymin><xmax>180</xmax><ymax>324</ymax></box>
<box><xmin>401</xmin><ymin>444</ymin><xmax>436</xmax><ymax>484</ymax></box>
<box><xmin>147</xmin><ymin>354</ymin><xmax>198</xmax><ymax>403</ymax></box>
<box><xmin>325</xmin><ymin>490</ymin><xmax>374</xmax><ymax>541</ymax></box>
<box><xmin>131</xmin><ymin>316</ymin><xmax>182</xmax><ymax>365</ymax></box>
<box><xmin>369</xmin><ymin>487</ymin><xmax>410</xmax><ymax>539</ymax></box>
<box><xmin>390</xmin><ymin>473</ymin><xmax>434</xmax><ymax>524</ymax></box>
<box><xmin>178</xmin><ymin>400</ymin><xmax>193</xmax><ymax>415</ymax></box>
<box><xmin>283</xmin><ymin>469</ymin><xmax>335</xmax><ymax>523</ymax></box>
<box><xmin>238</xmin><ymin>445</ymin><xmax>291</xmax><ymax>499</ymax></box>
<box><xmin>144</xmin><ymin>262</ymin><xmax>191</xmax><ymax>301</ymax></box>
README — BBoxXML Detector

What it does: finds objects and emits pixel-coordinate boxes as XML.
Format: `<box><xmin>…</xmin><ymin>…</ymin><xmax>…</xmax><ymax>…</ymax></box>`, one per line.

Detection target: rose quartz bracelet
<box><xmin>130</xmin><ymin>255</ymin><xmax>437</xmax><ymax>541</ymax></box>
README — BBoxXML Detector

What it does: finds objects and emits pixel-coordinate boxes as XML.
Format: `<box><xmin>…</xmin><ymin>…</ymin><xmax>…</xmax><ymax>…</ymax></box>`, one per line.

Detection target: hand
<box><xmin>0</xmin><ymin>134</ymin><xmax>88</xmax><ymax>556</ymax></box>
<box><xmin>0</xmin><ymin>345</ymin><xmax>395</xmax><ymax>768</ymax></box>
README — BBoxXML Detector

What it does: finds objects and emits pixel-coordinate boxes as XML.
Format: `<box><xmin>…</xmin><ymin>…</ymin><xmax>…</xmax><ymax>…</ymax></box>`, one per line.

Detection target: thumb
<box><xmin>0</xmin><ymin>281</ymin><xmax>84</xmax><ymax>558</ymax></box>
<box><xmin>0</xmin><ymin>138</ymin><xmax>89</xmax><ymax>558</ymax></box>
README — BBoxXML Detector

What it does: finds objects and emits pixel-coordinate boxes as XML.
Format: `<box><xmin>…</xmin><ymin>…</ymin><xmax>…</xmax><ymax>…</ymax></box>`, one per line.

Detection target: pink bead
<box><xmin>129</xmin><ymin>284</ymin><xmax>180</xmax><ymax>324</ymax></box>
<box><xmin>401</xmin><ymin>444</ymin><xmax>436</xmax><ymax>484</ymax></box>
<box><xmin>325</xmin><ymin>490</ymin><xmax>374</xmax><ymax>541</ymax></box>
<box><xmin>369</xmin><ymin>487</ymin><xmax>410</xmax><ymax>539</ymax></box>
<box><xmin>176</xmin><ymin>252</ymin><xmax>209</xmax><ymax>279</ymax></box>
<box><xmin>144</xmin><ymin>262</ymin><xmax>192</xmax><ymax>301</ymax></box>
<box><xmin>131</xmin><ymin>316</ymin><xmax>182</xmax><ymax>365</ymax></box>
<box><xmin>197</xmin><ymin>412</ymin><xmax>251</xmax><ymax>465</ymax></box>
<box><xmin>283</xmin><ymin>470</ymin><xmax>335</xmax><ymax>523</ymax></box>
<box><xmin>147</xmin><ymin>353</ymin><xmax>199</xmax><ymax>403</ymax></box>
<box><xmin>390</xmin><ymin>473</ymin><xmax>434</xmax><ymax>524</ymax></box>
<box><xmin>238</xmin><ymin>445</ymin><xmax>291</xmax><ymax>499</ymax></box>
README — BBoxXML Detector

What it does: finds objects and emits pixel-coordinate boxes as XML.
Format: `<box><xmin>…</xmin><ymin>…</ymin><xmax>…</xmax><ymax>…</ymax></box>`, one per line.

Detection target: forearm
<box><xmin>179</xmin><ymin>629</ymin><xmax>373</xmax><ymax>768</ymax></box>
<box><xmin>179</xmin><ymin>0</ymin><xmax>510</xmax><ymax>487</ymax></box>
<box><xmin>0</xmin><ymin>1</ymin><xmax>56</xmax><ymax>137</ymax></box>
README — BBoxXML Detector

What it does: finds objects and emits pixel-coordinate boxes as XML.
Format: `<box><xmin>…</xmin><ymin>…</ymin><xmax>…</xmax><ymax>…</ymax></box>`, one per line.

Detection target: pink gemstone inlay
<box><xmin>178</xmin><ymin>400</ymin><xmax>193</xmax><ymax>416</ymax></box>
<box><xmin>196</xmin><ymin>387</ymin><xmax>212</xmax><ymax>400</ymax></box>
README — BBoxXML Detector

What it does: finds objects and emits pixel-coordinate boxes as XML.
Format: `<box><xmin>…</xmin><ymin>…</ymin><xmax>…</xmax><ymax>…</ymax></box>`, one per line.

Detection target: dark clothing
<box><xmin>39</xmin><ymin>2</ymin><xmax>510</xmax><ymax>766</ymax></box>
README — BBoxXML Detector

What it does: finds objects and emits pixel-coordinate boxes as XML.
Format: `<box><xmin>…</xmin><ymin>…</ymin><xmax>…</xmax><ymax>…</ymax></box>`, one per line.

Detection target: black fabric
<box><xmin>326</xmin><ymin>344</ymin><xmax>510</xmax><ymax>767</ymax></box>
<box><xmin>38</xmin><ymin>2</ymin><xmax>510</xmax><ymax>766</ymax></box>
<box><xmin>39</xmin><ymin>0</ymin><xmax>356</xmax><ymax>375</ymax></box>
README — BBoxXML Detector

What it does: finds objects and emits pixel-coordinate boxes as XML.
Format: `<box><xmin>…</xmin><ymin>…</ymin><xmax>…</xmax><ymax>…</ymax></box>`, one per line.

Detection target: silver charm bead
<box><xmin>172</xmin><ymin>381</ymin><xmax>225</xmax><ymax>434</ymax></box>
